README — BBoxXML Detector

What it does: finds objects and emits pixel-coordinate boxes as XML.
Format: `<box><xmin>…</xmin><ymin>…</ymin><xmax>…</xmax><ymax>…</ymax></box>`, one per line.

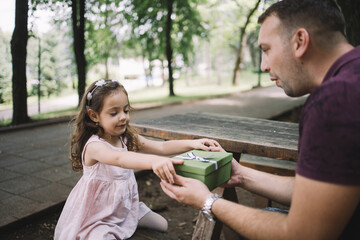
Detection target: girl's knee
<box><xmin>138</xmin><ymin>211</ymin><xmax>168</xmax><ymax>232</ymax></box>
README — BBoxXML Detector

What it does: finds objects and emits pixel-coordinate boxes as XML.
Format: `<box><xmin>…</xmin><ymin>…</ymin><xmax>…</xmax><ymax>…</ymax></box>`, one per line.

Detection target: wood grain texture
<box><xmin>133</xmin><ymin>112</ymin><xmax>299</xmax><ymax>161</ymax></box>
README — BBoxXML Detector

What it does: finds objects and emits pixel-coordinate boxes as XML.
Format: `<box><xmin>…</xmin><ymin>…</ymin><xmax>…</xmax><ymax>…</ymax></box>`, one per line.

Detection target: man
<box><xmin>160</xmin><ymin>0</ymin><xmax>360</xmax><ymax>239</ymax></box>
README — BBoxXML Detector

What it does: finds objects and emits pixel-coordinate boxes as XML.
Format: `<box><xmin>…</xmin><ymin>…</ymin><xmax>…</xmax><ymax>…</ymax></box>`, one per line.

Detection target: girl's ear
<box><xmin>292</xmin><ymin>28</ymin><xmax>310</xmax><ymax>59</ymax></box>
<box><xmin>87</xmin><ymin>109</ymin><xmax>99</xmax><ymax>124</ymax></box>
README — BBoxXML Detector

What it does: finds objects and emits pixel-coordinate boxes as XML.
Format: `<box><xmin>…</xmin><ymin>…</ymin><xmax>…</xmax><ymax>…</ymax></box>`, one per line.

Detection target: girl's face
<box><xmin>98</xmin><ymin>90</ymin><xmax>130</xmax><ymax>139</ymax></box>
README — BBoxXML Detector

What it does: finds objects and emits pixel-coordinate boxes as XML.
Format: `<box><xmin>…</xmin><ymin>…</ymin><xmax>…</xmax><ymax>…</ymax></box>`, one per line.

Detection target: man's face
<box><xmin>258</xmin><ymin>15</ymin><xmax>308</xmax><ymax>97</ymax></box>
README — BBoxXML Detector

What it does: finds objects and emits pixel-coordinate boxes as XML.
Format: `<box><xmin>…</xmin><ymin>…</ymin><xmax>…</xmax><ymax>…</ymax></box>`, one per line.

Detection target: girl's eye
<box><xmin>110</xmin><ymin>112</ymin><xmax>117</xmax><ymax>116</ymax></box>
<box><xmin>124</xmin><ymin>109</ymin><xmax>129</xmax><ymax>114</ymax></box>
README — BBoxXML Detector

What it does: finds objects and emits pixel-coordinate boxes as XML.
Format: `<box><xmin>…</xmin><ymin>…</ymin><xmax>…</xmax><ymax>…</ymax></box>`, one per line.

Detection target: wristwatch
<box><xmin>201</xmin><ymin>193</ymin><xmax>221</xmax><ymax>222</ymax></box>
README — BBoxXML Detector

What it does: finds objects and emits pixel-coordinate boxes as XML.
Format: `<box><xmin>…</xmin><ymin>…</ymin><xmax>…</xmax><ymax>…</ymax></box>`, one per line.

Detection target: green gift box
<box><xmin>173</xmin><ymin>150</ymin><xmax>232</xmax><ymax>191</ymax></box>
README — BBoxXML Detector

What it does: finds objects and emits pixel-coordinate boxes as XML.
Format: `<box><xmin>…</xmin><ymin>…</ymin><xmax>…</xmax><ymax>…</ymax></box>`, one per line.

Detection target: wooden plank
<box><xmin>133</xmin><ymin>112</ymin><xmax>298</xmax><ymax>161</ymax></box>
<box><xmin>192</xmin><ymin>187</ymin><xmax>223</xmax><ymax>240</ymax></box>
<box><xmin>240</xmin><ymin>154</ymin><xmax>296</xmax><ymax>176</ymax></box>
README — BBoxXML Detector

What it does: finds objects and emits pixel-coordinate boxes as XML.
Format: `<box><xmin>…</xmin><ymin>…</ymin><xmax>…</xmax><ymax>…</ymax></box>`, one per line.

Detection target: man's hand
<box><xmin>160</xmin><ymin>175</ymin><xmax>212</xmax><ymax>210</ymax></box>
<box><xmin>220</xmin><ymin>159</ymin><xmax>243</xmax><ymax>188</ymax></box>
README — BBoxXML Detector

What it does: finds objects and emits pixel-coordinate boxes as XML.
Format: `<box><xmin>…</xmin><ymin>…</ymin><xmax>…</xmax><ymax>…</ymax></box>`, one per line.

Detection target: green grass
<box><xmin>0</xmin><ymin>71</ymin><xmax>272</xmax><ymax>127</ymax></box>
<box><xmin>129</xmin><ymin>71</ymin><xmax>272</xmax><ymax>103</ymax></box>
<box><xmin>30</xmin><ymin>107</ymin><xmax>78</xmax><ymax>120</ymax></box>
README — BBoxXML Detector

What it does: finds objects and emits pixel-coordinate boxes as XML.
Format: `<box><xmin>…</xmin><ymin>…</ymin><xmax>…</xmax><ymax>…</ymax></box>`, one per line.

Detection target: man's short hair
<box><xmin>258</xmin><ymin>0</ymin><xmax>346</xmax><ymax>40</ymax></box>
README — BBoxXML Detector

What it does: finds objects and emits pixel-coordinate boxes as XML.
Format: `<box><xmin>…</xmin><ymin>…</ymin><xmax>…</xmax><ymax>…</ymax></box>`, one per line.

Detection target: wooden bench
<box><xmin>240</xmin><ymin>154</ymin><xmax>296</xmax><ymax>209</ymax></box>
<box><xmin>133</xmin><ymin>112</ymin><xmax>299</xmax><ymax>240</ymax></box>
<box><xmin>240</xmin><ymin>154</ymin><xmax>296</xmax><ymax>177</ymax></box>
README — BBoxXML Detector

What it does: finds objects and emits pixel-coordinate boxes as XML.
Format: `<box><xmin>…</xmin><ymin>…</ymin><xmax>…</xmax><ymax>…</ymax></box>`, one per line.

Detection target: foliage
<box><xmin>123</xmin><ymin>0</ymin><xmax>207</xmax><ymax>76</ymax></box>
<box><xmin>27</xmin><ymin>30</ymin><xmax>75</xmax><ymax>98</ymax></box>
<box><xmin>0</xmin><ymin>30</ymin><xmax>12</xmax><ymax>104</ymax></box>
<box><xmin>336</xmin><ymin>0</ymin><xmax>360</xmax><ymax>46</ymax></box>
<box><xmin>85</xmin><ymin>0</ymin><xmax>126</xmax><ymax>78</ymax></box>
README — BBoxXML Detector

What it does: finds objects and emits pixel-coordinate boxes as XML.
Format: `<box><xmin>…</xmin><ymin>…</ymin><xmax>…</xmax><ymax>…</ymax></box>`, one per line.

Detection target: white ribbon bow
<box><xmin>175</xmin><ymin>152</ymin><xmax>218</xmax><ymax>170</ymax></box>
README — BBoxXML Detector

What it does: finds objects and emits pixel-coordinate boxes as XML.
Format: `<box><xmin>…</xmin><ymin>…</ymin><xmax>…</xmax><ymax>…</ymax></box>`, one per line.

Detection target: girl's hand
<box><xmin>152</xmin><ymin>157</ymin><xmax>184</xmax><ymax>184</ymax></box>
<box><xmin>194</xmin><ymin>138</ymin><xmax>225</xmax><ymax>152</ymax></box>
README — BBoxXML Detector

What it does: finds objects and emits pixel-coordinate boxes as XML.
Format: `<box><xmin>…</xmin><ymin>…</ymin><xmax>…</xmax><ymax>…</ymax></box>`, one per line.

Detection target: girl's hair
<box><xmin>70</xmin><ymin>79</ymin><xmax>140</xmax><ymax>172</ymax></box>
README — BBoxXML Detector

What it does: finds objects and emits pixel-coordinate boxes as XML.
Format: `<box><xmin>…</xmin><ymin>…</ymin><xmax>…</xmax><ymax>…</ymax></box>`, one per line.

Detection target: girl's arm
<box><xmin>137</xmin><ymin>135</ymin><xmax>222</xmax><ymax>155</ymax></box>
<box><xmin>84</xmin><ymin>141</ymin><xmax>183</xmax><ymax>183</ymax></box>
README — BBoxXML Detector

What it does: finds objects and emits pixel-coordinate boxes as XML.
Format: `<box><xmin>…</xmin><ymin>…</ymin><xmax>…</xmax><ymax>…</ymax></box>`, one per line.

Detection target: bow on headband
<box><xmin>87</xmin><ymin>79</ymin><xmax>118</xmax><ymax>105</ymax></box>
<box><xmin>174</xmin><ymin>152</ymin><xmax>218</xmax><ymax>169</ymax></box>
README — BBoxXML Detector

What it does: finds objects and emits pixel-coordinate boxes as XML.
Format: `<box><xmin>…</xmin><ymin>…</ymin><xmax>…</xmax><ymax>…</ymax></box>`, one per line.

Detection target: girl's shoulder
<box><xmin>86</xmin><ymin>135</ymin><xmax>106</xmax><ymax>145</ymax></box>
<box><xmin>86</xmin><ymin>135</ymin><xmax>128</xmax><ymax>151</ymax></box>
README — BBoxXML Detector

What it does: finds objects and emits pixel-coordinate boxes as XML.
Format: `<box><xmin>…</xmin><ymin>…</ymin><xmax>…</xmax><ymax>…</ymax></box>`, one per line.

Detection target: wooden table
<box><xmin>133</xmin><ymin>112</ymin><xmax>298</xmax><ymax>161</ymax></box>
<box><xmin>133</xmin><ymin>112</ymin><xmax>299</xmax><ymax>240</ymax></box>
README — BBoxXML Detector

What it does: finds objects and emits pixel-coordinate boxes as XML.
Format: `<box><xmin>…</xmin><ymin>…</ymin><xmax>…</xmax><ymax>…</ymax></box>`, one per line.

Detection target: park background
<box><xmin>0</xmin><ymin>0</ymin><xmax>359</xmax><ymax>239</ymax></box>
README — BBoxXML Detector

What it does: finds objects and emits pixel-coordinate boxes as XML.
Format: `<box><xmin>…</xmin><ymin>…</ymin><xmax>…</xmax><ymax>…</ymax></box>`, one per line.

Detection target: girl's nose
<box><xmin>119</xmin><ymin>112</ymin><xmax>126</xmax><ymax>121</ymax></box>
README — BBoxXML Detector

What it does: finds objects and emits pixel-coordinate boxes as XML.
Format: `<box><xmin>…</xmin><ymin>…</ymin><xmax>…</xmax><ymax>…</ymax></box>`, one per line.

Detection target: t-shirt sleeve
<box><xmin>296</xmin><ymin>83</ymin><xmax>360</xmax><ymax>185</ymax></box>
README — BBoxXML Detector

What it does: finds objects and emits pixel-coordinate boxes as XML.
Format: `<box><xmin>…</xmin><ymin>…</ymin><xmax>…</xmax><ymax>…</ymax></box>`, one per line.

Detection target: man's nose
<box><xmin>260</xmin><ymin>56</ymin><xmax>270</xmax><ymax>72</ymax></box>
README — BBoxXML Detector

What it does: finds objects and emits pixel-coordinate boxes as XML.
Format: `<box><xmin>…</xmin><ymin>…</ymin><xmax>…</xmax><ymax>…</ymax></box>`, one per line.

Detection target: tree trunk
<box><xmin>165</xmin><ymin>0</ymin><xmax>175</xmax><ymax>96</ymax></box>
<box><xmin>337</xmin><ymin>0</ymin><xmax>360</xmax><ymax>46</ymax></box>
<box><xmin>11</xmin><ymin>0</ymin><xmax>29</xmax><ymax>125</ymax></box>
<box><xmin>105</xmin><ymin>58</ymin><xmax>109</xmax><ymax>80</ymax></box>
<box><xmin>232</xmin><ymin>0</ymin><xmax>261</xmax><ymax>86</ymax></box>
<box><xmin>71</xmin><ymin>0</ymin><xmax>87</xmax><ymax>105</ymax></box>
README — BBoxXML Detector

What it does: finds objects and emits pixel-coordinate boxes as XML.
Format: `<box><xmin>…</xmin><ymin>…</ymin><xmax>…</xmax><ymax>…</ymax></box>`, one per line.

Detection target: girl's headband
<box><xmin>86</xmin><ymin>79</ymin><xmax>118</xmax><ymax>106</ymax></box>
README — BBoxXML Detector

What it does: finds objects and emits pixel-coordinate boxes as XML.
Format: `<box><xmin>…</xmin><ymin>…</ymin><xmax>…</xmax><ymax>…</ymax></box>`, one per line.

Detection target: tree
<box><xmin>337</xmin><ymin>0</ymin><xmax>360</xmax><ymax>46</ymax></box>
<box><xmin>0</xmin><ymin>30</ymin><xmax>12</xmax><ymax>104</ymax></box>
<box><xmin>86</xmin><ymin>0</ymin><xmax>124</xmax><ymax>80</ymax></box>
<box><xmin>231</xmin><ymin>0</ymin><xmax>261</xmax><ymax>86</ymax></box>
<box><xmin>125</xmin><ymin>0</ymin><xmax>207</xmax><ymax>96</ymax></box>
<box><xmin>27</xmin><ymin>30</ymin><xmax>74</xmax><ymax>98</ymax></box>
<box><xmin>11</xmin><ymin>0</ymin><xmax>30</xmax><ymax>125</ymax></box>
<box><xmin>31</xmin><ymin>0</ymin><xmax>86</xmax><ymax>104</ymax></box>
<box><xmin>71</xmin><ymin>0</ymin><xmax>87</xmax><ymax>104</ymax></box>
<box><xmin>165</xmin><ymin>0</ymin><xmax>175</xmax><ymax>96</ymax></box>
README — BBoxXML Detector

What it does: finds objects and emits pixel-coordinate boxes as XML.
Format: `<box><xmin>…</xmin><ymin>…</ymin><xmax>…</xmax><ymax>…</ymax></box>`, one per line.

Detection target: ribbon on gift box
<box><xmin>174</xmin><ymin>152</ymin><xmax>218</xmax><ymax>170</ymax></box>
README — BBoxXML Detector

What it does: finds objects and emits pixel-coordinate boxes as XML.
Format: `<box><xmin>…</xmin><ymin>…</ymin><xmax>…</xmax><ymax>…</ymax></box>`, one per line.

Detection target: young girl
<box><xmin>54</xmin><ymin>79</ymin><xmax>221</xmax><ymax>239</ymax></box>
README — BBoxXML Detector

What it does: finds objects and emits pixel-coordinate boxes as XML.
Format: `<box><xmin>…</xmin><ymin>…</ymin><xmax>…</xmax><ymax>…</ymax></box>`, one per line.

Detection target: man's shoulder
<box><xmin>310</xmin><ymin>54</ymin><xmax>360</xmax><ymax>102</ymax></box>
<box><xmin>302</xmin><ymin>72</ymin><xmax>360</xmax><ymax>124</ymax></box>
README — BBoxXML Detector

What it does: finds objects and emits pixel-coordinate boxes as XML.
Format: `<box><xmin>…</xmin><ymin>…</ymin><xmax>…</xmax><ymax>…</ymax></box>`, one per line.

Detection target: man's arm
<box><xmin>161</xmin><ymin>174</ymin><xmax>360</xmax><ymax>239</ymax></box>
<box><xmin>212</xmin><ymin>174</ymin><xmax>359</xmax><ymax>239</ymax></box>
<box><xmin>225</xmin><ymin>159</ymin><xmax>294</xmax><ymax>205</ymax></box>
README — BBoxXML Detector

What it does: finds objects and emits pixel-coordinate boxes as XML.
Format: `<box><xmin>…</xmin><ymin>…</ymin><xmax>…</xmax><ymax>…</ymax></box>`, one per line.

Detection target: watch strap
<box><xmin>201</xmin><ymin>193</ymin><xmax>221</xmax><ymax>222</ymax></box>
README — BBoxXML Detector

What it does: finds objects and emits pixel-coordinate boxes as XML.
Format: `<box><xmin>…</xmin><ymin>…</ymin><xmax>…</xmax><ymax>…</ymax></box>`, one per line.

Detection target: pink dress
<box><xmin>54</xmin><ymin>135</ymin><xmax>151</xmax><ymax>240</ymax></box>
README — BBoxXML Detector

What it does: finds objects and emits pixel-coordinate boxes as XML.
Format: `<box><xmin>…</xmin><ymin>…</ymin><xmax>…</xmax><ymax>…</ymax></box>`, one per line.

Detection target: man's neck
<box><xmin>308</xmin><ymin>43</ymin><xmax>354</xmax><ymax>89</ymax></box>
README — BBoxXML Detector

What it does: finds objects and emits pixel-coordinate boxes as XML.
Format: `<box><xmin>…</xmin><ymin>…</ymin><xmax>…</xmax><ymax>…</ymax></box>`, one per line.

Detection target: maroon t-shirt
<box><xmin>297</xmin><ymin>46</ymin><xmax>360</xmax><ymax>239</ymax></box>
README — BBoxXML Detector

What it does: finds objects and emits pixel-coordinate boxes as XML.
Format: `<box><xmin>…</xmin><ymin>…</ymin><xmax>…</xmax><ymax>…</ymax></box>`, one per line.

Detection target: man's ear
<box><xmin>292</xmin><ymin>28</ymin><xmax>309</xmax><ymax>59</ymax></box>
<box><xmin>87</xmin><ymin>109</ymin><xmax>99</xmax><ymax>123</ymax></box>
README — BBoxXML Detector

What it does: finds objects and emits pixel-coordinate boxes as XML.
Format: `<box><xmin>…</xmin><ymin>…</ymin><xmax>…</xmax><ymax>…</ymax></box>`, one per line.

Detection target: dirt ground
<box><xmin>0</xmin><ymin>170</ymin><xmax>288</xmax><ymax>240</ymax></box>
<box><xmin>0</xmin><ymin>171</ymin><xmax>200</xmax><ymax>240</ymax></box>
